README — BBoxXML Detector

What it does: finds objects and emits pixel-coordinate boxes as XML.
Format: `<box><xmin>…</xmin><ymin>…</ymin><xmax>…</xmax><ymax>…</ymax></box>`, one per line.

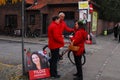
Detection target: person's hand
<box><xmin>62</xmin><ymin>35</ymin><xmax>64</xmax><ymax>38</ymax></box>
<box><xmin>71</xmin><ymin>28</ymin><xmax>75</xmax><ymax>32</ymax></box>
<box><xmin>69</xmin><ymin>35</ymin><xmax>73</xmax><ymax>38</ymax></box>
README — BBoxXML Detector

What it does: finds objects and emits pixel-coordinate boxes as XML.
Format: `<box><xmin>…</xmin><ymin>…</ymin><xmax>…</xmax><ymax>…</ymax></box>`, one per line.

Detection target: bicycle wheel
<box><xmin>33</xmin><ymin>30</ymin><xmax>40</xmax><ymax>37</ymax></box>
<box><xmin>81</xmin><ymin>54</ymin><xmax>86</xmax><ymax>65</ymax></box>
<box><xmin>67</xmin><ymin>50</ymin><xmax>75</xmax><ymax>65</ymax></box>
<box><xmin>68</xmin><ymin>51</ymin><xmax>86</xmax><ymax>65</ymax></box>
<box><xmin>26</xmin><ymin>31</ymin><xmax>31</xmax><ymax>37</ymax></box>
<box><xmin>43</xmin><ymin>45</ymin><xmax>64</xmax><ymax>61</ymax></box>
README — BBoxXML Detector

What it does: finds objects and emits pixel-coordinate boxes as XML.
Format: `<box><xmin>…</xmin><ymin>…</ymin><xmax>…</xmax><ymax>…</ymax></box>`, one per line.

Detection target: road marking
<box><xmin>95</xmin><ymin>44</ymin><xmax>120</xmax><ymax>80</ymax></box>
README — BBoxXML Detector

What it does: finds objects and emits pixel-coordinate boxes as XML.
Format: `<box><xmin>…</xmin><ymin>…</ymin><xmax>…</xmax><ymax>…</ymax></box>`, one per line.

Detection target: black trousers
<box><xmin>74</xmin><ymin>54</ymin><xmax>83</xmax><ymax>80</ymax></box>
<box><xmin>118</xmin><ymin>34</ymin><xmax>120</xmax><ymax>42</ymax></box>
<box><xmin>50</xmin><ymin>48</ymin><xmax>59</xmax><ymax>76</ymax></box>
<box><xmin>114</xmin><ymin>32</ymin><xmax>118</xmax><ymax>39</ymax></box>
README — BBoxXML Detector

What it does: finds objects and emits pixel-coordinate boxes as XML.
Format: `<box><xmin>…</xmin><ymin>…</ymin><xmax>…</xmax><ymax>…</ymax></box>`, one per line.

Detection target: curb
<box><xmin>0</xmin><ymin>37</ymin><xmax>48</xmax><ymax>45</ymax></box>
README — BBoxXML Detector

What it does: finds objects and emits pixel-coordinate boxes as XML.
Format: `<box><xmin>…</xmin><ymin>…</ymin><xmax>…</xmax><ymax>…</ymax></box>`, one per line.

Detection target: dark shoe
<box><xmin>59</xmin><ymin>56</ymin><xmax>63</xmax><ymax>60</ymax></box>
<box><xmin>73</xmin><ymin>77</ymin><xmax>82</xmax><ymax>80</ymax></box>
<box><xmin>51</xmin><ymin>75</ymin><xmax>61</xmax><ymax>78</ymax></box>
<box><xmin>73</xmin><ymin>73</ymin><xmax>78</xmax><ymax>76</ymax></box>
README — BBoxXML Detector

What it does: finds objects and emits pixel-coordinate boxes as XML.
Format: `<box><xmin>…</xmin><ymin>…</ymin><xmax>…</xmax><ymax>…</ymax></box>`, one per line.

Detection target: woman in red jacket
<box><xmin>48</xmin><ymin>16</ymin><xmax>63</xmax><ymax>78</ymax></box>
<box><xmin>48</xmin><ymin>14</ymin><xmax>74</xmax><ymax>78</ymax></box>
<box><xmin>71</xmin><ymin>20</ymin><xmax>88</xmax><ymax>80</ymax></box>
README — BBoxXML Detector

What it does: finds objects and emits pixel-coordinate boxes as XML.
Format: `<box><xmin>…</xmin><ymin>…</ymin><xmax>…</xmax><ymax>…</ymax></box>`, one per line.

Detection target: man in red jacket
<box><xmin>48</xmin><ymin>13</ymin><xmax>74</xmax><ymax>78</ymax></box>
<box><xmin>59</xmin><ymin>12</ymin><xmax>74</xmax><ymax>33</ymax></box>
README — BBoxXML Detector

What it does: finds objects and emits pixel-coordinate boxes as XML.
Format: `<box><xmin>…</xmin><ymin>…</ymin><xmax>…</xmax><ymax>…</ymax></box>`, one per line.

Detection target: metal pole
<box><xmin>88</xmin><ymin>22</ymin><xmax>91</xmax><ymax>34</ymax></box>
<box><xmin>22</xmin><ymin>0</ymin><xmax>25</xmax><ymax>75</ymax></box>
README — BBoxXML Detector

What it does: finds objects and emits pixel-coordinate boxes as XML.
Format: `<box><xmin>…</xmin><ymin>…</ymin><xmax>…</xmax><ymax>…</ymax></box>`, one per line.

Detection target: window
<box><xmin>5</xmin><ymin>15</ymin><xmax>17</xmax><ymax>28</ymax></box>
<box><xmin>30</xmin><ymin>15</ymin><xmax>35</xmax><ymax>25</ymax></box>
<box><xmin>59</xmin><ymin>11</ymin><xmax>75</xmax><ymax>35</ymax></box>
<box><xmin>64</xmin><ymin>12</ymin><xmax>74</xmax><ymax>20</ymax></box>
<box><xmin>34</xmin><ymin>0</ymin><xmax>38</xmax><ymax>3</ymax></box>
<box><xmin>7</xmin><ymin>0</ymin><xmax>12</xmax><ymax>4</ymax></box>
<box><xmin>61</xmin><ymin>11</ymin><xmax>75</xmax><ymax>28</ymax></box>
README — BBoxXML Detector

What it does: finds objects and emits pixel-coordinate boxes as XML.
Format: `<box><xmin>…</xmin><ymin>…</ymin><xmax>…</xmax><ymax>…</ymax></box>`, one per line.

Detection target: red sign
<box><xmin>29</xmin><ymin>68</ymin><xmax>50</xmax><ymax>80</ymax></box>
<box><xmin>89</xmin><ymin>4</ymin><xmax>93</xmax><ymax>13</ymax></box>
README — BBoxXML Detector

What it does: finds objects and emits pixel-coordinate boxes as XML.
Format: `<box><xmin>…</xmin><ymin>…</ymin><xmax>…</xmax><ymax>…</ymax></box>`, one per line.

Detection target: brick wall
<box><xmin>0</xmin><ymin>0</ymin><xmax>114</xmax><ymax>36</ymax></box>
<box><xmin>0</xmin><ymin>3</ymin><xmax>21</xmax><ymax>31</ymax></box>
<box><xmin>97</xmin><ymin>19</ymin><xmax>114</xmax><ymax>35</ymax></box>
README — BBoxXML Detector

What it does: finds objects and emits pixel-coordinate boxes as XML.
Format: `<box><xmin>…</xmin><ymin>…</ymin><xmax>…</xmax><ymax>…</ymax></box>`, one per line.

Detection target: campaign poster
<box><xmin>26</xmin><ymin>50</ymin><xmax>50</xmax><ymax>80</ymax></box>
<box><xmin>79</xmin><ymin>9</ymin><xmax>88</xmax><ymax>21</ymax></box>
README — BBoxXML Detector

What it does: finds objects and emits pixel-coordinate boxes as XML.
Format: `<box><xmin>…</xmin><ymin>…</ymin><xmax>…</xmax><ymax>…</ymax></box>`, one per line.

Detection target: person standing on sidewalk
<box><xmin>70</xmin><ymin>20</ymin><xmax>87</xmax><ymax>80</ymax></box>
<box><xmin>113</xmin><ymin>23</ymin><xmax>118</xmax><ymax>40</ymax></box>
<box><xmin>48</xmin><ymin>13</ymin><xmax>74</xmax><ymax>78</ymax></box>
<box><xmin>58</xmin><ymin>12</ymin><xmax>74</xmax><ymax>59</ymax></box>
<box><xmin>48</xmin><ymin>16</ymin><xmax>63</xmax><ymax>78</ymax></box>
<box><xmin>117</xmin><ymin>22</ymin><xmax>120</xmax><ymax>43</ymax></box>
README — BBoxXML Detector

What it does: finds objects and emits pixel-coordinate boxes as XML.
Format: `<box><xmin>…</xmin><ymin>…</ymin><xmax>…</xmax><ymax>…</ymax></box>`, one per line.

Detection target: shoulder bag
<box><xmin>68</xmin><ymin>41</ymin><xmax>79</xmax><ymax>51</ymax></box>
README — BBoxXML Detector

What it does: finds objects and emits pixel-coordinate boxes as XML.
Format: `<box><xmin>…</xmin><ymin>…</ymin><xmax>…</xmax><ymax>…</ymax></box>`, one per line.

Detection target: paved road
<box><xmin>0</xmin><ymin>40</ymin><xmax>45</xmax><ymax>65</ymax></box>
<box><xmin>60</xmin><ymin>34</ymin><xmax>120</xmax><ymax>80</ymax></box>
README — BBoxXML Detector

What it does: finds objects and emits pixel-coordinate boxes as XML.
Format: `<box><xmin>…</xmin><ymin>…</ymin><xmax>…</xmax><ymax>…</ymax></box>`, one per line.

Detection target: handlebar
<box><xmin>64</xmin><ymin>32</ymin><xmax>74</xmax><ymax>39</ymax></box>
<box><xmin>43</xmin><ymin>45</ymin><xmax>48</xmax><ymax>51</ymax></box>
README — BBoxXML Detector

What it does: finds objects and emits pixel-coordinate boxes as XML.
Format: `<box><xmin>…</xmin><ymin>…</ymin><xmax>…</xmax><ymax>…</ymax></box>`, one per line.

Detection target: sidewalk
<box><xmin>0</xmin><ymin>34</ymin><xmax>120</xmax><ymax>80</ymax></box>
<box><xmin>0</xmin><ymin>35</ymin><xmax>48</xmax><ymax>80</ymax></box>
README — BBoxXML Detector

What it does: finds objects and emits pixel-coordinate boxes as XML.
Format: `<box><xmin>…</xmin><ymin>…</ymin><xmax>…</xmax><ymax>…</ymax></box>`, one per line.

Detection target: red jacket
<box><xmin>48</xmin><ymin>20</ymin><xmax>73</xmax><ymax>49</ymax></box>
<box><xmin>60</xmin><ymin>20</ymin><xmax>74</xmax><ymax>33</ymax></box>
<box><xmin>48</xmin><ymin>21</ymin><xmax>64</xmax><ymax>49</ymax></box>
<box><xmin>71</xmin><ymin>29</ymin><xmax>87</xmax><ymax>56</ymax></box>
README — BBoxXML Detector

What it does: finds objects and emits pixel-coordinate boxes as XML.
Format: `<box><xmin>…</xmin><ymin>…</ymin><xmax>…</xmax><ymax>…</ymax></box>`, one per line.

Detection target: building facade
<box><xmin>0</xmin><ymin>0</ymin><xmax>113</xmax><ymax>36</ymax></box>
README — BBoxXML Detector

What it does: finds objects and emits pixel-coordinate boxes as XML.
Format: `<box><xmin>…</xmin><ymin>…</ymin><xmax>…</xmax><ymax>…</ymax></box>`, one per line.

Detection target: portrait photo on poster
<box><xmin>28</xmin><ymin>51</ymin><xmax>50</xmax><ymax>80</ymax></box>
<box><xmin>28</xmin><ymin>51</ymin><xmax>49</xmax><ymax>70</ymax></box>
<box><xmin>79</xmin><ymin>9</ymin><xmax>88</xmax><ymax>21</ymax></box>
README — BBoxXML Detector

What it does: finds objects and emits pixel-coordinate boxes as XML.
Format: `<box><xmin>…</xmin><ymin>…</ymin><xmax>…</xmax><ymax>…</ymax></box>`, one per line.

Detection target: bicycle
<box><xmin>26</xmin><ymin>26</ymin><xmax>40</xmax><ymax>38</ymax></box>
<box><xmin>42</xmin><ymin>44</ymin><xmax>86</xmax><ymax>65</ymax></box>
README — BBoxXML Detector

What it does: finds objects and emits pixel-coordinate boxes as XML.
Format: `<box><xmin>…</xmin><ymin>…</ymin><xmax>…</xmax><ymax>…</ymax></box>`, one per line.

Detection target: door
<box><xmin>5</xmin><ymin>15</ymin><xmax>17</xmax><ymax>35</ymax></box>
<box><xmin>62</xmin><ymin>11</ymin><xmax>75</xmax><ymax>35</ymax></box>
<box><xmin>42</xmin><ymin>14</ymin><xmax>48</xmax><ymax>35</ymax></box>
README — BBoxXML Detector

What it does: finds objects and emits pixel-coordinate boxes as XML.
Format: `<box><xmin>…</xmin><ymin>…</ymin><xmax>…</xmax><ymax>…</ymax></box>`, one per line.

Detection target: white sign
<box><xmin>87</xmin><ymin>14</ymin><xmax>91</xmax><ymax>22</ymax></box>
<box><xmin>79</xmin><ymin>9</ymin><xmax>88</xmax><ymax>21</ymax></box>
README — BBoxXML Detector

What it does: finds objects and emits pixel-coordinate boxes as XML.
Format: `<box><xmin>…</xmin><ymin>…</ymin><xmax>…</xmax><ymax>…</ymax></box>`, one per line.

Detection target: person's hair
<box><xmin>30</xmin><ymin>52</ymin><xmax>45</xmax><ymax>67</ymax></box>
<box><xmin>78</xmin><ymin>20</ymin><xmax>85</xmax><ymax>29</ymax></box>
<box><xmin>52</xmin><ymin>16</ymin><xmax>59</xmax><ymax>21</ymax></box>
<box><xmin>29</xmin><ymin>51</ymin><xmax>49</xmax><ymax>70</ymax></box>
<box><xmin>30</xmin><ymin>52</ymin><xmax>41</xmax><ymax>64</ymax></box>
<box><xmin>58</xmin><ymin>12</ymin><xmax>65</xmax><ymax>17</ymax></box>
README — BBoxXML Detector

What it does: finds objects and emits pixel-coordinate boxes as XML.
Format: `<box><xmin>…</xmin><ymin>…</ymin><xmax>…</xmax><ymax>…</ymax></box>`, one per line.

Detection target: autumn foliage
<box><xmin>0</xmin><ymin>0</ymin><xmax>22</xmax><ymax>5</ymax></box>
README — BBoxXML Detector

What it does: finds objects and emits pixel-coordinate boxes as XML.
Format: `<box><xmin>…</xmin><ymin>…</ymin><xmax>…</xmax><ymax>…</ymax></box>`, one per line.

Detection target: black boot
<box><xmin>73</xmin><ymin>73</ymin><xmax>78</xmax><ymax>76</ymax></box>
<box><xmin>73</xmin><ymin>77</ymin><xmax>83</xmax><ymax>80</ymax></box>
